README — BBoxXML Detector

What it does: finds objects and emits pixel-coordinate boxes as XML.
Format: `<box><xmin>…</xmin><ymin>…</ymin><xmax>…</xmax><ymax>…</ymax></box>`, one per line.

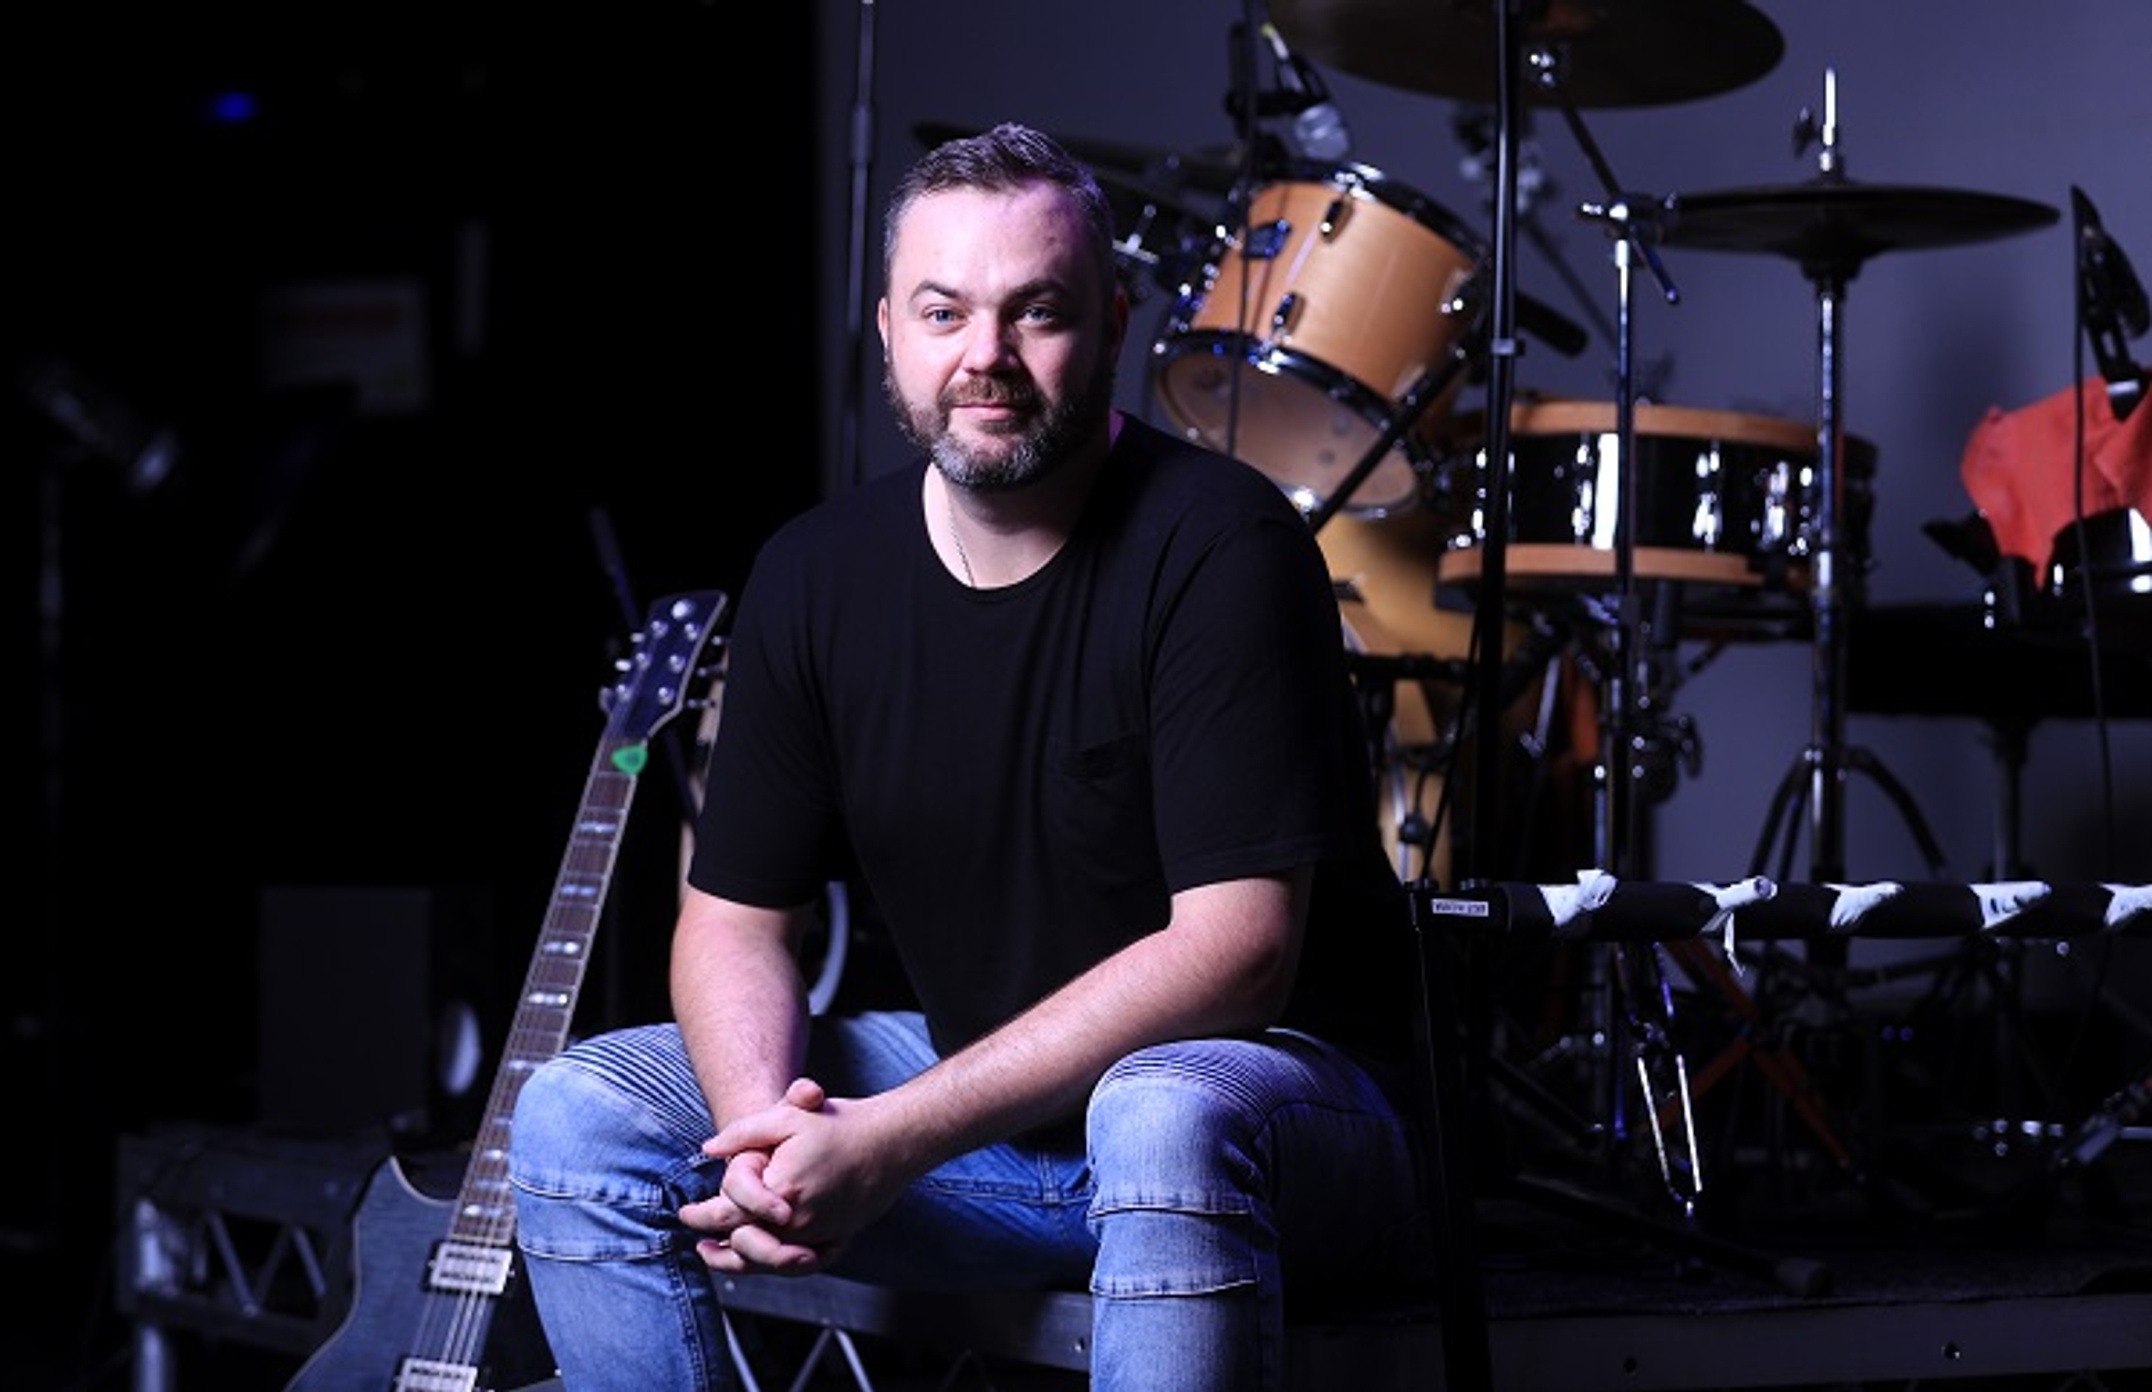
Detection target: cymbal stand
<box><xmin>1744</xmin><ymin>71</ymin><xmax>1950</xmax><ymax>901</ymax></box>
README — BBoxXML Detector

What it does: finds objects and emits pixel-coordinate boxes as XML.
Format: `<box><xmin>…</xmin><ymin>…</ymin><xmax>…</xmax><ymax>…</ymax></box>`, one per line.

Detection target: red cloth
<box><xmin>1960</xmin><ymin>369</ymin><xmax>2152</xmax><ymax>567</ymax></box>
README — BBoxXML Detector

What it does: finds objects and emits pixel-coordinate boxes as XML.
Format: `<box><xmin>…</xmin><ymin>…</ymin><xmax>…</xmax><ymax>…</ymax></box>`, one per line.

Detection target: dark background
<box><xmin>7</xmin><ymin>4</ymin><xmax>818</xmax><ymax>1378</ymax></box>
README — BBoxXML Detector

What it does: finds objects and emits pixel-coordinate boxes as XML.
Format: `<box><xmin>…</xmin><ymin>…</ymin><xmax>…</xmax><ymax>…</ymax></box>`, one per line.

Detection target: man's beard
<box><xmin>886</xmin><ymin>348</ymin><xmax>1116</xmax><ymax>494</ymax></box>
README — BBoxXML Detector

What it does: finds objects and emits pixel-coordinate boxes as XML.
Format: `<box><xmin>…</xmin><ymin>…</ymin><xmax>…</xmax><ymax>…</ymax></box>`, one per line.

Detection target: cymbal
<box><xmin>912</xmin><ymin>122</ymin><xmax>1247</xmax><ymax>199</ymax></box>
<box><xmin>1663</xmin><ymin>177</ymin><xmax>2060</xmax><ymax>276</ymax></box>
<box><xmin>1268</xmin><ymin>0</ymin><xmax>1784</xmax><ymax>108</ymax></box>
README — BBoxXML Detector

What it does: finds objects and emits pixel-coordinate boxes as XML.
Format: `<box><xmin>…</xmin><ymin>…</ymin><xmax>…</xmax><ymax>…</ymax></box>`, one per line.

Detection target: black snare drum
<box><xmin>1427</xmin><ymin>399</ymin><xmax>1875</xmax><ymax>597</ymax></box>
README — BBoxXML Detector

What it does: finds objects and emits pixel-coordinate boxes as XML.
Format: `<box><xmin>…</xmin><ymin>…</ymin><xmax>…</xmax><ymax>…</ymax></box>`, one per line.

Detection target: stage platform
<box><xmin>668</xmin><ymin>1138</ymin><xmax>2152</xmax><ymax>1391</ymax></box>
<box><xmin>84</xmin><ymin>1102</ymin><xmax>2152</xmax><ymax>1390</ymax></box>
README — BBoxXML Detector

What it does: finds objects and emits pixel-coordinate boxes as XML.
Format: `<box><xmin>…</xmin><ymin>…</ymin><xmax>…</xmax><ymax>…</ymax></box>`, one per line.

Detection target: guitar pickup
<box><xmin>427</xmin><ymin>1241</ymin><xmax>515</xmax><ymax>1296</ymax></box>
<box><xmin>392</xmin><ymin>1357</ymin><xmax>481</xmax><ymax>1392</ymax></box>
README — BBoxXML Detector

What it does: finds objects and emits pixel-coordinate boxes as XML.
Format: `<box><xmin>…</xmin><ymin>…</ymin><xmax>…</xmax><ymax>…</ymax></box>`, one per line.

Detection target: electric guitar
<box><xmin>285</xmin><ymin>589</ymin><xmax>729</xmax><ymax>1392</ymax></box>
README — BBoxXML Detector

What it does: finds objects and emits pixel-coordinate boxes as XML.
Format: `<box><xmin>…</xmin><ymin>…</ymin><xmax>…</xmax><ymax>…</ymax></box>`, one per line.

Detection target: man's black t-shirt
<box><xmin>691</xmin><ymin>415</ymin><xmax>1420</xmax><ymax>1077</ymax></box>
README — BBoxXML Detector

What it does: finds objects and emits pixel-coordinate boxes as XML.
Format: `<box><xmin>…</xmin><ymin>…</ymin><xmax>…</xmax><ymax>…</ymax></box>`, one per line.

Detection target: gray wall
<box><xmin>809</xmin><ymin>1</ymin><xmax>2151</xmax><ymax>892</ymax></box>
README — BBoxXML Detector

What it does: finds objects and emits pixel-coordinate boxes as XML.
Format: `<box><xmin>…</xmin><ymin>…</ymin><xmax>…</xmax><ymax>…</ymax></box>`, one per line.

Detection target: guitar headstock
<box><xmin>602</xmin><ymin>589</ymin><xmax>729</xmax><ymax>746</ymax></box>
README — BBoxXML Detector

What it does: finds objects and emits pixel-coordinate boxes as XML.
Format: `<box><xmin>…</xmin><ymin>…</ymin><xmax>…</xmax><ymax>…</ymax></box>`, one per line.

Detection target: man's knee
<box><xmin>1087</xmin><ymin>1045</ymin><xmax>1268</xmax><ymax>1199</ymax></box>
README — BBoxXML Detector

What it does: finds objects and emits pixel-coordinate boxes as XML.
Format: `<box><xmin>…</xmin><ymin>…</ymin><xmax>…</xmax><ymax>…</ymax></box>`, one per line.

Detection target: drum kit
<box><xmin>926</xmin><ymin>1</ymin><xmax>2063</xmax><ymax>888</ymax></box>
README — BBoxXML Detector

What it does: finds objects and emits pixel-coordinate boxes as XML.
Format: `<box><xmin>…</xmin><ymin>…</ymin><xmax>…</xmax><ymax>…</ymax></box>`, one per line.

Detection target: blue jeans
<box><xmin>508</xmin><ymin>1011</ymin><xmax>1432</xmax><ymax>1391</ymax></box>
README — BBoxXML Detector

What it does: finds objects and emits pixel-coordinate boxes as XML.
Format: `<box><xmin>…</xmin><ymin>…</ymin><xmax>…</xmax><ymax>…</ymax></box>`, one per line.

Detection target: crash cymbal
<box><xmin>1268</xmin><ymin>0</ymin><xmax>1783</xmax><ymax>108</ymax></box>
<box><xmin>912</xmin><ymin>122</ymin><xmax>1248</xmax><ymax>198</ymax></box>
<box><xmin>1663</xmin><ymin>176</ymin><xmax>2060</xmax><ymax>277</ymax></box>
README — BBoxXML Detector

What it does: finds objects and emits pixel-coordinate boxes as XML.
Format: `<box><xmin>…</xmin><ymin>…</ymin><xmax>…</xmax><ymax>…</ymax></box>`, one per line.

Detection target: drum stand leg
<box><xmin>1571</xmin><ymin>584</ymin><xmax>1701</xmax><ymax>883</ymax></box>
<box><xmin>1748</xmin><ymin>742</ymin><xmax>1951</xmax><ymax>888</ymax></box>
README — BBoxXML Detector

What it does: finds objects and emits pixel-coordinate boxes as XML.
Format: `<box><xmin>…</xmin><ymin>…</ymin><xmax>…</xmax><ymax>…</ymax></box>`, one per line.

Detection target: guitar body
<box><xmin>285</xmin><ymin>1153</ymin><xmax>554</xmax><ymax>1392</ymax></box>
<box><xmin>281</xmin><ymin>590</ymin><xmax>729</xmax><ymax>1392</ymax></box>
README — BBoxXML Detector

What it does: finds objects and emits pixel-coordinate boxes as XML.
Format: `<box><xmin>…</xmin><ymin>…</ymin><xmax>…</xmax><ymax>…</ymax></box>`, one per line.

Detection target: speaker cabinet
<box><xmin>257</xmin><ymin>884</ymin><xmax>495</xmax><ymax>1138</ymax></box>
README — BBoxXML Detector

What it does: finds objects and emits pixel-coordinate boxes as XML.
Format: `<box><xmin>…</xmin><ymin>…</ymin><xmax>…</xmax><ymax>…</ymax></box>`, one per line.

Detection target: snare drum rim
<box><xmin>1516</xmin><ymin>400</ymin><xmax>1814</xmax><ymax>453</ymax></box>
<box><xmin>1435</xmin><ymin>398</ymin><xmax>1879</xmax><ymax>471</ymax></box>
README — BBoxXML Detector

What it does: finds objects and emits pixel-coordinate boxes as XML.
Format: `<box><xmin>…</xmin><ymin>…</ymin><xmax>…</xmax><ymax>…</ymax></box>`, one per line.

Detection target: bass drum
<box><xmin>1152</xmin><ymin>162</ymin><xmax>1485</xmax><ymax>519</ymax></box>
<box><xmin>1319</xmin><ymin>508</ymin><xmax>1549</xmax><ymax>885</ymax></box>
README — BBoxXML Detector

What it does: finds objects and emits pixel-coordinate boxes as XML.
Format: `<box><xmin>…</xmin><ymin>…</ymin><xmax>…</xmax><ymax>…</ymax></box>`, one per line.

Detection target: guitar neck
<box><xmin>445</xmin><ymin>592</ymin><xmax>727</xmax><ymax>1256</ymax></box>
<box><xmin>280</xmin><ymin>591</ymin><xmax>728</xmax><ymax>1392</ymax></box>
<box><xmin>446</xmin><ymin>738</ymin><xmax>641</xmax><ymax>1252</ymax></box>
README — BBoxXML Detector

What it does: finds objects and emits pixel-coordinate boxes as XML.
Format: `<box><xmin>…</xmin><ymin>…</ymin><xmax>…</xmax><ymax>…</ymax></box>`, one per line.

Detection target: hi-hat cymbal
<box><xmin>1663</xmin><ymin>177</ymin><xmax>2060</xmax><ymax>277</ymax></box>
<box><xmin>1268</xmin><ymin>0</ymin><xmax>1784</xmax><ymax>108</ymax></box>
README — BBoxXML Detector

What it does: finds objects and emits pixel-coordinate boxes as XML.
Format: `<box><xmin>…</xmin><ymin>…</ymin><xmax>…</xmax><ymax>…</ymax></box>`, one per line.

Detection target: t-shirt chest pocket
<box><xmin>1047</xmin><ymin>730</ymin><xmax>1159</xmax><ymax>899</ymax></box>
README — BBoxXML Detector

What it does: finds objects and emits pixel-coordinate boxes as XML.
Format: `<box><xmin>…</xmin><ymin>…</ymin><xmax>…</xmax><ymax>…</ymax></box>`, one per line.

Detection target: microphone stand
<box><xmin>1561</xmin><ymin>157</ymin><xmax>1680</xmax><ymax>883</ymax></box>
<box><xmin>1534</xmin><ymin>44</ymin><xmax>1700</xmax><ymax>1224</ymax></box>
<box><xmin>1464</xmin><ymin>1</ymin><xmax>1526</xmax><ymax>895</ymax></box>
<box><xmin>1399</xmin><ymin>10</ymin><xmax>1536</xmax><ymax>1392</ymax></box>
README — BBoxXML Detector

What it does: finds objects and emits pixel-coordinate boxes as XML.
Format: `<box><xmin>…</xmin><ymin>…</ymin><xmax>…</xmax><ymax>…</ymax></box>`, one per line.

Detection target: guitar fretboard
<box><xmin>440</xmin><ymin>594</ymin><xmax>726</xmax><ymax>1258</ymax></box>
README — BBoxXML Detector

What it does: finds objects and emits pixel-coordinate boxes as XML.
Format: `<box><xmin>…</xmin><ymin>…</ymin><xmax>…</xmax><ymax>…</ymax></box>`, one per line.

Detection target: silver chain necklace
<box><xmin>945</xmin><ymin>488</ymin><xmax>977</xmax><ymax>588</ymax></box>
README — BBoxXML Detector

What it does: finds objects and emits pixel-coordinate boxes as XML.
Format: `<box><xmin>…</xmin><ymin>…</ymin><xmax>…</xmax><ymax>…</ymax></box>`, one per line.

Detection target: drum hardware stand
<box><xmin>1381</xmin><ymin>609</ymin><xmax>1574</xmax><ymax>886</ymax></box>
<box><xmin>1512</xmin><ymin>48</ymin><xmax>1708</xmax><ymax>1215</ymax></box>
<box><xmin>1210</xmin><ymin>14</ymin><xmax>1321</xmax><ymax>477</ymax></box>
<box><xmin>1400</xmin><ymin>19</ymin><xmax>1824</xmax><ymax>1387</ymax></box>
<box><xmin>1981</xmin><ymin>1067</ymin><xmax>2152</xmax><ymax>1239</ymax></box>
<box><xmin>1300</xmin><ymin>327</ymin><xmax>1487</xmax><ymax>537</ymax></box>
<box><xmin>1567</xmin><ymin>584</ymin><xmax>1702</xmax><ymax>879</ymax></box>
<box><xmin>1340</xmin><ymin>646</ymin><xmax>1473</xmax><ymax>883</ymax></box>
<box><xmin>1736</xmin><ymin>72</ymin><xmax>1952</xmax><ymax>912</ymax></box>
<box><xmin>1488</xmin><ymin>24</ymin><xmax>1840</xmax><ymax>1300</ymax></box>
<box><xmin>1614</xmin><ymin>941</ymin><xmax>1704</xmax><ymax>1220</ymax></box>
<box><xmin>1450</xmin><ymin>104</ymin><xmax>1631</xmax><ymax>376</ymax></box>
<box><xmin>1542</xmin><ymin>60</ymin><xmax>1682</xmax><ymax>883</ymax></box>
<box><xmin>1749</xmin><ymin>743</ymin><xmax>1950</xmax><ymax>887</ymax></box>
